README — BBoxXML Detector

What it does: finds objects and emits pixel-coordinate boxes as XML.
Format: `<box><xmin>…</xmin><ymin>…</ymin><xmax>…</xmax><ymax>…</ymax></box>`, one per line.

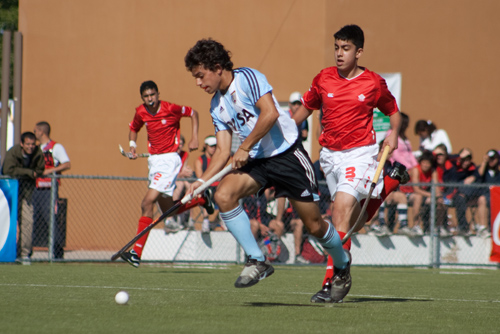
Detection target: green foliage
<box><xmin>0</xmin><ymin>263</ymin><xmax>499</xmax><ymax>334</ymax></box>
<box><xmin>0</xmin><ymin>0</ymin><xmax>18</xmax><ymax>97</ymax></box>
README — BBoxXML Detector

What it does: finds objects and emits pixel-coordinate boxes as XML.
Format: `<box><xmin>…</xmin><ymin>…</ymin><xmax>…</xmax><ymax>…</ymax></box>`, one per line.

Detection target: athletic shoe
<box><xmin>120</xmin><ymin>249</ymin><xmax>140</xmax><ymax>268</ymax></box>
<box><xmin>201</xmin><ymin>219</ymin><xmax>210</xmax><ymax>234</ymax></box>
<box><xmin>412</xmin><ymin>225</ymin><xmax>424</xmax><ymax>236</ymax></box>
<box><xmin>439</xmin><ymin>226</ymin><xmax>452</xmax><ymax>237</ymax></box>
<box><xmin>295</xmin><ymin>254</ymin><xmax>310</xmax><ymax>264</ymax></box>
<box><xmin>310</xmin><ymin>280</ymin><xmax>333</xmax><ymax>303</ymax></box>
<box><xmin>164</xmin><ymin>218</ymin><xmax>183</xmax><ymax>234</ymax></box>
<box><xmin>389</xmin><ymin>162</ymin><xmax>410</xmax><ymax>184</ymax></box>
<box><xmin>476</xmin><ymin>226</ymin><xmax>491</xmax><ymax>239</ymax></box>
<box><xmin>330</xmin><ymin>250</ymin><xmax>352</xmax><ymax>303</ymax></box>
<box><xmin>398</xmin><ymin>226</ymin><xmax>416</xmax><ymax>237</ymax></box>
<box><xmin>457</xmin><ymin>228</ymin><xmax>472</xmax><ymax>237</ymax></box>
<box><xmin>374</xmin><ymin>225</ymin><xmax>392</xmax><ymax>237</ymax></box>
<box><xmin>16</xmin><ymin>257</ymin><xmax>31</xmax><ymax>266</ymax></box>
<box><xmin>202</xmin><ymin>188</ymin><xmax>215</xmax><ymax>215</ymax></box>
<box><xmin>234</xmin><ymin>256</ymin><xmax>274</xmax><ymax>288</ymax></box>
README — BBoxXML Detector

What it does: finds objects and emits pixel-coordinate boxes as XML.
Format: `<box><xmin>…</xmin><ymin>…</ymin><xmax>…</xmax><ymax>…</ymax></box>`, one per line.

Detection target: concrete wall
<box><xmin>18</xmin><ymin>0</ymin><xmax>500</xmax><ymax>176</ymax></box>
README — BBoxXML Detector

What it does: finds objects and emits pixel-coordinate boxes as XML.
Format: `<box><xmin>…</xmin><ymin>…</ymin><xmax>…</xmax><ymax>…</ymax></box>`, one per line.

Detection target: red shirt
<box><xmin>302</xmin><ymin>67</ymin><xmax>398</xmax><ymax>151</ymax></box>
<box><xmin>417</xmin><ymin>164</ymin><xmax>433</xmax><ymax>191</ymax></box>
<box><xmin>129</xmin><ymin>101</ymin><xmax>193</xmax><ymax>155</ymax></box>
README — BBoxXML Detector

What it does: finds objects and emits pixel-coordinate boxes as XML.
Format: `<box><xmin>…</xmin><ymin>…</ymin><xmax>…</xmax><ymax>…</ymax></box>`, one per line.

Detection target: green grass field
<box><xmin>1</xmin><ymin>263</ymin><xmax>499</xmax><ymax>334</ymax></box>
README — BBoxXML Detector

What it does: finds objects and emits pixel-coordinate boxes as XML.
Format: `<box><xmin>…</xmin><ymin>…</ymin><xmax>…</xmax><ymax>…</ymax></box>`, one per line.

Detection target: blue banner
<box><xmin>0</xmin><ymin>179</ymin><xmax>19</xmax><ymax>262</ymax></box>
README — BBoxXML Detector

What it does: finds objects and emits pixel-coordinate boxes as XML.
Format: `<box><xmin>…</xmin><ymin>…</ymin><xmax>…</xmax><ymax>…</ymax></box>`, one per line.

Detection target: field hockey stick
<box><xmin>342</xmin><ymin>145</ymin><xmax>390</xmax><ymax>244</ymax></box>
<box><xmin>111</xmin><ymin>163</ymin><xmax>233</xmax><ymax>261</ymax></box>
<box><xmin>119</xmin><ymin>144</ymin><xmax>150</xmax><ymax>158</ymax></box>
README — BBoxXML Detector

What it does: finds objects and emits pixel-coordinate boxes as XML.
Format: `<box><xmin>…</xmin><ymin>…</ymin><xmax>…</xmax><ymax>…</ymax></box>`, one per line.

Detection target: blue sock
<box><xmin>317</xmin><ymin>223</ymin><xmax>349</xmax><ymax>269</ymax></box>
<box><xmin>220</xmin><ymin>206</ymin><xmax>265</xmax><ymax>261</ymax></box>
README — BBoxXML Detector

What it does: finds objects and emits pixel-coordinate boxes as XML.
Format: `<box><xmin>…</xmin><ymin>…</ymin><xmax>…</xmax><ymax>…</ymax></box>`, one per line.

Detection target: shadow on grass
<box><xmin>347</xmin><ymin>296</ymin><xmax>432</xmax><ymax>303</ymax></box>
<box><xmin>244</xmin><ymin>302</ymin><xmax>324</xmax><ymax>308</ymax></box>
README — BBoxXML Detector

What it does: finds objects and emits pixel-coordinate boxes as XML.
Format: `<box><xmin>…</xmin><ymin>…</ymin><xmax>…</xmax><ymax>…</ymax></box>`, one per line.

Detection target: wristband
<box><xmin>239</xmin><ymin>146</ymin><xmax>251</xmax><ymax>152</ymax></box>
<box><xmin>197</xmin><ymin>178</ymin><xmax>205</xmax><ymax>184</ymax></box>
<box><xmin>129</xmin><ymin>140</ymin><xmax>137</xmax><ymax>148</ymax></box>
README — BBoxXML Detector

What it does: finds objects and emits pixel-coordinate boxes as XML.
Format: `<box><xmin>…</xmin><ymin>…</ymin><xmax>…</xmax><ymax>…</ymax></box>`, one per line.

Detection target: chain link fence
<box><xmin>1</xmin><ymin>175</ymin><xmax>498</xmax><ymax>268</ymax></box>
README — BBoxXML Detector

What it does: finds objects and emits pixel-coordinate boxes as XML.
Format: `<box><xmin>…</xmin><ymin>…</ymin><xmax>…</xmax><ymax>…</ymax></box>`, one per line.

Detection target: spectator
<box><xmin>194</xmin><ymin>135</ymin><xmax>219</xmax><ymax>233</ymax></box>
<box><xmin>373</xmin><ymin>112</ymin><xmax>418</xmax><ymax>236</ymax></box>
<box><xmin>313</xmin><ymin>158</ymin><xmax>331</xmax><ymax>217</ymax></box>
<box><xmin>442</xmin><ymin>148</ymin><xmax>479</xmax><ymax>236</ymax></box>
<box><xmin>414</xmin><ymin>120</ymin><xmax>452</xmax><ymax>158</ymax></box>
<box><xmin>32</xmin><ymin>121</ymin><xmax>71</xmax><ymax>259</ymax></box>
<box><xmin>288</xmin><ymin>92</ymin><xmax>308</xmax><ymax>142</ymax></box>
<box><xmin>475</xmin><ymin>149</ymin><xmax>500</xmax><ymax>238</ymax></box>
<box><xmin>120</xmin><ymin>80</ymin><xmax>213</xmax><ymax>268</ymax></box>
<box><xmin>2</xmin><ymin>132</ymin><xmax>45</xmax><ymax>264</ymax></box>
<box><xmin>433</xmin><ymin>144</ymin><xmax>455</xmax><ymax>231</ymax></box>
<box><xmin>410</xmin><ymin>150</ymin><xmax>449</xmax><ymax>236</ymax></box>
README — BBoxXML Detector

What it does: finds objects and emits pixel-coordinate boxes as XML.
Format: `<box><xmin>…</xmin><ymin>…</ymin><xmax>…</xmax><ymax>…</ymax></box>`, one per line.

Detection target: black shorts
<box><xmin>239</xmin><ymin>141</ymin><xmax>318</xmax><ymax>202</ymax></box>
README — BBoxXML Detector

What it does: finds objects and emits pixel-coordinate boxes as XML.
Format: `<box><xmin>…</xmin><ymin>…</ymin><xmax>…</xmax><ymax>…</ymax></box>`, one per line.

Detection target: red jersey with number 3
<box><xmin>302</xmin><ymin>67</ymin><xmax>398</xmax><ymax>151</ymax></box>
<box><xmin>129</xmin><ymin>100</ymin><xmax>193</xmax><ymax>155</ymax></box>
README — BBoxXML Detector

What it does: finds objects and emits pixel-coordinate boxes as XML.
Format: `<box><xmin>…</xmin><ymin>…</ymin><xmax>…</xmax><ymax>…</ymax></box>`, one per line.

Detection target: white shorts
<box><xmin>320</xmin><ymin>144</ymin><xmax>384</xmax><ymax>202</ymax></box>
<box><xmin>148</xmin><ymin>152</ymin><xmax>182</xmax><ymax>196</ymax></box>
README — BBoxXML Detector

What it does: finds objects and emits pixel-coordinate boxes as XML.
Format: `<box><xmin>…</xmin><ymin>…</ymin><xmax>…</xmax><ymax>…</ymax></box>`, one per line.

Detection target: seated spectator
<box><xmin>475</xmin><ymin>149</ymin><xmax>500</xmax><ymax>238</ymax></box>
<box><xmin>414</xmin><ymin>120</ymin><xmax>452</xmax><ymax>158</ymax></box>
<box><xmin>442</xmin><ymin>148</ymin><xmax>479</xmax><ymax>236</ymax></box>
<box><xmin>410</xmin><ymin>150</ymin><xmax>449</xmax><ymax>236</ymax></box>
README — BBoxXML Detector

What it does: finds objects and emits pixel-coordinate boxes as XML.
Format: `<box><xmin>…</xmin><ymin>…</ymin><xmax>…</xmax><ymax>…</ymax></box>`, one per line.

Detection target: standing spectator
<box><xmin>32</xmin><ymin>121</ymin><xmax>71</xmax><ymax>259</ymax></box>
<box><xmin>194</xmin><ymin>135</ymin><xmax>219</xmax><ymax>233</ymax></box>
<box><xmin>2</xmin><ymin>132</ymin><xmax>45</xmax><ymax>264</ymax></box>
<box><xmin>443</xmin><ymin>148</ymin><xmax>479</xmax><ymax>236</ymax></box>
<box><xmin>120</xmin><ymin>80</ymin><xmax>213</xmax><ymax>268</ymax></box>
<box><xmin>475</xmin><ymin>149</ymin><xmax>500</xmax><ymax>238</ymax></box>
<box><xmin>185</xmin><ymin>38</ymin><xmax>348</xmax><ymax>297</ymax></box>
<box><xmin>414</xmin><ymin>120</ymin><xmax>453</xmax><ymax>157</ymax></box>
<box><xmin>291</xmin><ymin>25</ymin><xmax>409</xmax><ymax>303</ymax></box>
<box><xmin>288</xmin><ymin>91</ymin><xmax>308</xmax><ymax>141</ymax></box>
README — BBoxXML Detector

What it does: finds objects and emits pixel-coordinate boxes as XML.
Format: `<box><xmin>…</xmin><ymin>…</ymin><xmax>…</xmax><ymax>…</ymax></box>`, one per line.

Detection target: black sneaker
<box><xmin>202</xmin><ymin>188</ymin><xmax>215</xmax><ymax>215</ymax></box>
<box><xmin>310</xmin><ymin>280</ymin><xmax>333</xmax><ymax>303</ymax></box>
<box><xmin>120</xmin><ymin>249</ymin><xmax>140</xmax><ymax>268</ymax></box>
<box><xmin>331</xmin><ymin>250</ymin><xmax>352</xmax><ymax>302</ymax></box>
<box><xmin>234</xmin><ymin>256</ymin><xmax>274</xmax><ymax>288</ymax></box>
<box><xmin>389</xmin><ymin>162</ymin><xmax>410</xmax><ymax>184</ymax></box>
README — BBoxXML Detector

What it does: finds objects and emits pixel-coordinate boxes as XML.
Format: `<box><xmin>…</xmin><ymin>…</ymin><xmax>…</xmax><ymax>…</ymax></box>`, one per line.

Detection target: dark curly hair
<box><xmin>184</xmin><ymin>38</ymin><xmax>233</xmax><ymax>72</ymax></box>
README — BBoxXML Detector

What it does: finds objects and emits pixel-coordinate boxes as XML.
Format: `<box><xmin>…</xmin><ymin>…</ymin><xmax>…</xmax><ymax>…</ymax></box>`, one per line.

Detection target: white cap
<box><xmin>204</xmin><ymin>136</ymin><xmax>216</xmax><ymax>146</ymax></box>
<box><xmin>289</xmin><ymin>91</ymin><xmax>302</xmax><ymax>103</ymax></box>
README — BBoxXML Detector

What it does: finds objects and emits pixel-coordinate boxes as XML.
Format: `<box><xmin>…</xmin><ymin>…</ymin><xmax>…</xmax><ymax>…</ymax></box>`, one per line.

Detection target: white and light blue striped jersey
<box><xmin>210</xmin><ymin>67</ymin><xmax>298</xmax><ymax>159</ymax></box>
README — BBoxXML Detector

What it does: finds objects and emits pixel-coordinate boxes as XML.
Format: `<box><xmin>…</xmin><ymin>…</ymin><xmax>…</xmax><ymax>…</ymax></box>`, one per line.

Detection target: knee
<box><xmin>214</xmin><ymin>188</ymin><xmax>237</xmax><ymax>211</ymax></box>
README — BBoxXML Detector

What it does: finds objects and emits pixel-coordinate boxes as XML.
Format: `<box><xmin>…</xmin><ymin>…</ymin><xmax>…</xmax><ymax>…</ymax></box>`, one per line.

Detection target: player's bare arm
<box><xmin>188</xmin><ymin>109</ymin><xmax>200</xmax><ymax>152</ymax></box>
<box><xmin>292</xmin><ymin>104</ymin><xmax>313</xmax><ymax>126</ymax></box>
<box><xmin>43</xmin><ymin>161</ymin><xmax>71</xmax><ymax>175</ymax></box>
<box><xmin>379</xmin><ymin>111</ymin><xmax>402</xmax><ymax>161</ymax></box>
<box><xmin>128</xmin><ymin>130</ymin><xmax>138</xmax><ymax>159</ymax></box>
<box><xmin>233</xmin><ymin>92</ymin><xmax>279</xmax><ymax>169</ymax></box>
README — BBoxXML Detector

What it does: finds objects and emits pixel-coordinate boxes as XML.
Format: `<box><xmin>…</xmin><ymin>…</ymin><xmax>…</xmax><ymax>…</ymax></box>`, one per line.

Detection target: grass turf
<box><xmin>0</xmin><ymin>263</ymin><xmax>498</xmax><ymax>334</ymax></box>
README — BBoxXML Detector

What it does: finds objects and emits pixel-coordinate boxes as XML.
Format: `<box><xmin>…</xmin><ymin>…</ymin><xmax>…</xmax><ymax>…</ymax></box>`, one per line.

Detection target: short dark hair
<box><xmin>414</xmin><ymin>120</ymin><xmax>437</xmax><ymax>135</ymax></box>
<box><xmin>36</xmin><ymin>121</ymin><xmax>51</xmax><ymax>136</ymax></box>
<box><xmin>21</xmin><ymin>131</ymin><xmax>36</xmax><ymax>144</ymax></box>
<box><xmin>334</xmin><ymin>24</ymin><xmax>364</xmax><ymax>49</ymax></box>
<box><xmin>184</xmin><ymin>38</ymin><xmax>233</xmax><ymax>72</ymax></box>
<box><xmin>399</xmin><ymin>112</ymin><xmax>409</xmax><ymax>137</ymax></box>
<box><xmin>419</xmin><ymin>150</ymin><xmax>436</xmax><ymax>167</ymax></box>
<box><xmin>140</xmin><ymin>81</ymin><xmax>158</xmax><ymax>95</ymax></box>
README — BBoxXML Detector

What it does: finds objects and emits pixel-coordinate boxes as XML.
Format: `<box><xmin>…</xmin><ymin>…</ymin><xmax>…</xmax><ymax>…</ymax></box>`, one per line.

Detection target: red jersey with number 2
<box><xmin>129</xmin><ymin>101</ymin><xmax>193</xmax><ymax>155</ymax></box>
<box><xmin>302</xmin><ymin>67</ymin><xmax>398</xmax><ymax>151</ymax></box>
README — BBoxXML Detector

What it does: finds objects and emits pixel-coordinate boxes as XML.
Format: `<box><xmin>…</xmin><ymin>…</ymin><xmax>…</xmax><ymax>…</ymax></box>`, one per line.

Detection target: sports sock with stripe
<box><xmin>220</xmin><ymin>206</ymin><xmax>265</xmax><ymax>261</ymax></box>
<box><xmin>133</xmin><ymin>216</ymin><xmax>153</xmax><ymax>258</ymax></box>
<box><xmin>317</xmin><ymin>222</ymin><xmax>349</xmax><ymax>270</ymax></box>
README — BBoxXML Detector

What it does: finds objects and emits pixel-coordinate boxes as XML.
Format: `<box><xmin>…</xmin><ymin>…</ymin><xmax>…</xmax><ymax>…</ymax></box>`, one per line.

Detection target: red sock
<box><xmin>176</xmin><ymin>195</ymin><xmax>207</xmax><ymax>214</ymax></box>
<box><xmin>133</xmin><ymin>216</ymin><xmax>153</xmax><ymax>258</ymax></box>
<box><xmin>363</xmin><ymin>174</ymin><xmax>400</xmax><ymax>221</ymax></box>
<box><xmin>321</xmin><ymin>231</ymin><xmax>351</xmax><ymax>286</ymax></box>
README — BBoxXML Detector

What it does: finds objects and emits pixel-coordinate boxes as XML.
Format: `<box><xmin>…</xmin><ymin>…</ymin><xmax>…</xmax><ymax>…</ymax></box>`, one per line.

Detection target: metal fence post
<box><xmin>429</xmin><ymin>181</ymin><xmax>439</xmax><ymax>268</ymax></box>
<box><xmin>48</xmin><ymin>174</ymin><xmax>57</xmax><ymax>262</ymax></box>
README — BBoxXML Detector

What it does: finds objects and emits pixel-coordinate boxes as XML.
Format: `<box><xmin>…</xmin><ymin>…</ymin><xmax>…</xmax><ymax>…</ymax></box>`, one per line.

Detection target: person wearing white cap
<box><xmin>194</xmin><ymin>135</ymin><xmax>219</xmax><ymax>233</ymax></box>
<box><xmin>288</xmin><ymin>92</ymin><xmax>308</xmax><ymax>142</ymax></box>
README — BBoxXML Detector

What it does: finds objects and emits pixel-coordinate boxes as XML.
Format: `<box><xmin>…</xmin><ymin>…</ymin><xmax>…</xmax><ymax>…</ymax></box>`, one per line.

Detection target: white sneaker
<box><xmin>201</xmin><ymin>219</ymin><xmax>210</xmax><ymax>234</ymax></box>
<box><xmin>476</xmin><ymin>226</ymin><xmax>491</xmax><ymax>239</ymax></box>
<box><xmin>412</xmin><ymin>225</ymin><xmax>424</xmax><ymax>236</ymax></box>
<box><xmin>439</xmin><ymin>226</ymin><xmax>452</xmax><ymax>237</ymax></box>
<box><xmin>375</xmin><ymin>225</ymin><xmax>392</xmax><ymax>237</ymax></box>
<box><xmin>164</xmin><ymin>218</ymin><xmax>183</xmax><ymax>233</ymax></box>
<box><xmin>398</xmin><ymin>226</ymin><xmax>415</xmax><ymax>237</ymax></box>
